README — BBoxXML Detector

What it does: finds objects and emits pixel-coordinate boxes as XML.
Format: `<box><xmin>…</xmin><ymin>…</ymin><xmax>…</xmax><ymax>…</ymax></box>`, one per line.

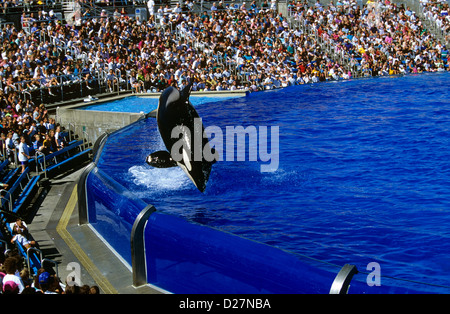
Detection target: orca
<box><xmin>146</xmin><ymin>82</ymin><xmax>218</xmax><ymax>192</ymax></box>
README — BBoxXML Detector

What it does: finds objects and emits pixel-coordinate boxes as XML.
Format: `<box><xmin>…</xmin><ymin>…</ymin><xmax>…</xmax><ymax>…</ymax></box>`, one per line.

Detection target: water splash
<box><xmin>128</xmin><ymin>165</ymin><xmax>191</xmax><ymax>191</ymax></box>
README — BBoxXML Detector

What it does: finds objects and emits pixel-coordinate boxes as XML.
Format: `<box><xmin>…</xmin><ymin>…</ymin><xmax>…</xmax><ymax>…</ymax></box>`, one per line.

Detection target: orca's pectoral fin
<box><xmin>146</xmin><ymin>150</ymin><xmax>178</xmax><ymax>168</ymax></box>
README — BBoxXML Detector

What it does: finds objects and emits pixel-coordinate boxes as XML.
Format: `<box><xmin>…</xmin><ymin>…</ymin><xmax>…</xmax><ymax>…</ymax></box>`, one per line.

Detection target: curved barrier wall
<box><xmin>79</xmin><ymin>116</ymin><xmax>434</xmax><ymax>294</ymax></box>
<box><xmin>84</xmin><ymin>167</ymin><xmax>147</xmax><ymax>264</ymax></box>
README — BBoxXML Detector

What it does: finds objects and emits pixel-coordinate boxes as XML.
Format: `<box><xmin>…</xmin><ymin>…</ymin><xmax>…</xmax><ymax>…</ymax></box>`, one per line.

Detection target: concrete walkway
<box><xmin>27</xmin><ymin>166</ymin><xmax>162</xmax><ymax>294</ymax></box>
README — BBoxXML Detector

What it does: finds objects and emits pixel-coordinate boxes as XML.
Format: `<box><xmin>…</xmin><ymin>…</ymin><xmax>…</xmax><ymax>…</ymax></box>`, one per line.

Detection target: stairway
<box><xmin>61</xmin><ymin>0</ymin><xmax>105</xmax><ymax>22</ymax></box>
<box><xmin>396</xmin><ymin>0</ymin><xmax>449</xmax><ymax>45</ymax></box>
<box><xmin>61</xmin><ymin>0</ymin><xmax>76</xmax><ymax>21</ymax></box>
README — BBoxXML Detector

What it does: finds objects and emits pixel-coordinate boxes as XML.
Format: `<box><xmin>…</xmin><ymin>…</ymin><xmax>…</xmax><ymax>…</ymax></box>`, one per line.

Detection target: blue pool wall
<box><xmin>144</xmin><ymin>211</ymin><xmax>339</xmax><ymax>293</ymax></box>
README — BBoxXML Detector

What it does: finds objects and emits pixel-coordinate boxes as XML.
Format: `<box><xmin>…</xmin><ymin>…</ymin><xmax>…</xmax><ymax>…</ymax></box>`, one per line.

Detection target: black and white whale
<box><xmin>146</xmin><ymin>82</ymin><xmax>218</xmax><ymax>192</ymax></box>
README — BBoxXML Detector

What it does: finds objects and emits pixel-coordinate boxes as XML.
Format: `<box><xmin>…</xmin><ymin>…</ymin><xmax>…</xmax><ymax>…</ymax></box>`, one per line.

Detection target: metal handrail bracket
<box><xmin>329</xmin><ymin>264</ymin><xmax>358</xmax><ymax>294</ymax></box>
<box><xmin>130</xmin><ymin>204</ymin><xmax>156</xmax><ymax>287</ymax></box>
<box><xmin>26</xmin><ymin>247</ymin><xmax>43</xmax><ymax>276</ymax></box>
<box><xmin>42</xmin><ymin>258</ymin><xmax>59</xmax><ymax>279</ymax></box>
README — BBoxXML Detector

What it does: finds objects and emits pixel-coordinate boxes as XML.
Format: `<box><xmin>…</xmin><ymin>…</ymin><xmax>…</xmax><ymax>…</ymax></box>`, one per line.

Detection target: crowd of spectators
<box><xmin>68</xmin><ymin>0</ymin><xmax>346</xmax><ymax>92</ymax></box>
<box><xmin>2</xmin><ymin>0</ymin><xmax>350</xmax><ymax>100</ymax></box>
<box><xmin>0</xmin><ymin>0</ymin><xmax>448</xmax><ymax>102</ymax></box>
<box><xmin>289</xmin><ymin>0</ymin><xmax>449</xmax><ymax>76</ymax></box>
<box><xmin>0</xmin><ymin>0</ymin><xmax>448</xmax><ymax>130</ymax></box>
<box><xmin>0</xmin><ymin>0</ymin><xmax>447</xmax><ymax>153</ymax></box>
<box><xmin>420</xmin><ymin>0</ymin><xmax>449</xmax><ymax>43</ymax></box>
<box><xmin>0</xmin><ymin>252</ymin><xmax>100</xmax><ymax>294</ymax></box>
<box><xmin>0</xmin><ymin>218</ymin><xmax>101</xmax><ymax>294</ymax></box>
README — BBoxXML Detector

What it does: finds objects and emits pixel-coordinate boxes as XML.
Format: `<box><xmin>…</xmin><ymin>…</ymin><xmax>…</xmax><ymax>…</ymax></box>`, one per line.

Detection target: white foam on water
<box><xmin>128</xmin><ymin>165</ymin><xmax>191</xmax><ymax>191</ymax></box>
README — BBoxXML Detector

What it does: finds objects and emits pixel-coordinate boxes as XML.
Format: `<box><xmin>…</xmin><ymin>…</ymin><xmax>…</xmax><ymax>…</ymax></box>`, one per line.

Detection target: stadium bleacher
<box><xmin>0</xmin><ymin>131</ymin><xmax>92</xmax><ymax>283</ymax></box>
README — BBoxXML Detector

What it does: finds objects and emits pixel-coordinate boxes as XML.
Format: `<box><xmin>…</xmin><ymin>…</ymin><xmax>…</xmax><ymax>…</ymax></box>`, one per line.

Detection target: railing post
<box><xmin>68</xmin><ymin>122</ymin><xmax>75</xmax><ymax>142</ymax></box>
<box><xmin>14</xmin><ymin>148</ymin><xmax>18</xmax><ymax>168</ymax></box>
<box><xmin>0</xmin><ymin>238</ymin><xmax>9</xmax><ymax>253</ymax></box>
<box><xmin>329</xmin><ymin>264</ymin><xmax>358</xmax><ymax>294</ymax></box>
<box><xmin>77</xmin><ymin>162</ymin><xmax>97</xmax><ymax>225</ymax></box>
<box><xmin>1</xmin><ymin>189</ymin><xmax>13</xmax><ymax>212</ymax></box>
<box><xmin>26</xmin><ymin>247</ymin><xmax>43</xmax><ymax>276</ymax></box>
<box><xmin>131</xmin><ymin>204</ymin><xmax>156</xmax><ymax>287</ymax></box>
<box><xmin>115</xmin><ymin>68</ymin><xmax>121</xmax><ymax>94</ymax></box>
<box><xmin>82</xmin><ymin>130</ymin><xmax>90</xmax><ymax>151</ymax></box>
<box><xmin>35</xmin><ymin>151</ymin><xmax>47</xmax><ymax>179</ymax></box>
<box><xmin>42</xmin><ymin>258</ymin><xmax>59</xmax><ymax>279</ymax></box>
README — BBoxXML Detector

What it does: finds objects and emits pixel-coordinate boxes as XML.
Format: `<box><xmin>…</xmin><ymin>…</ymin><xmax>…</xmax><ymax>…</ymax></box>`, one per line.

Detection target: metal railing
<box><xmin>42</xmin><ymin>257</ymin><xmax>59</xmax><ymax>279</ymax></box>
<box><xmin>68</xmin><ymin>123</ymin><xmax>76</xmax><ymax>142</ymax></box>
<box><xmin>35</xmin><ymin>151</ymin><xmax>48</xmax><ymax>179</ymax></box>
<box><xmin>82</xmin><ymin>130</ymin><xmax>90</xmax><ymax>151</ymax></box>
<box><xmin>0</xmin><ymin>238</ymin><xmax>9</xmax><ymax>254</ymax></box>
<box><xmin>26</xmin><ymin>247</ymin><xmax>43</xmax><ymax>275</ymax></box>
<box><xmin>3</xmin><ymin>68</ymin><xmax>129</xmax><ymax>106</ymax></box>
<box><xmin>0</xmin><ymin>146</ymin><xmax>19</xmax><ymax>167</ymax></box>
<box><xmin>131</xmin><ymin>204</ymin><xmax>156</xmax><ymax>287</ymax></box>
<box><xmin>0</xmin><ymin>189</ymin><xmax>12</xmax><ymax>212</ymax></box>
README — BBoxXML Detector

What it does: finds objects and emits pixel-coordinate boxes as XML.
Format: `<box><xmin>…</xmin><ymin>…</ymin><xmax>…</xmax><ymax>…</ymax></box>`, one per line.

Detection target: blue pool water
<box><xmin>96</xmin><ymin>72</ymin><xmax>450</xmax><ymax>292</ymax></box>
<box><xmin>80</xmin><ymin>94</ymin><xmax>243</xmax><ymax>113</ymax></box>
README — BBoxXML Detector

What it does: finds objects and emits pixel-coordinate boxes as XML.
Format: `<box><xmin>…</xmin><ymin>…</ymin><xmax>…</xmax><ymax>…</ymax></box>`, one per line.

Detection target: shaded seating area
<box><xmin>0</xmin><ymin>138</ymin><xmax>92</xmax><ymax>285</ymax></box>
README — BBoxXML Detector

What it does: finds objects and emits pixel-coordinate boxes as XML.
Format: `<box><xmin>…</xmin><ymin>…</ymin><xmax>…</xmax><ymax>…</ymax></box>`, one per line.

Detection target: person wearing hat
<box><xmin>38</xmin><ymin>272</ymin><xmax>59</xmax><ymax>294</ymax></box>
<box><xmin>39</xmin><ymin>271</ymin><xmax>62</xmax><ymax>294</ymax></box>
<box><xmin>3</xmin><ymin>281</ymin><xmax>19</xmax><ymax>294</ymax></box>
<box><xmin>2</xmin><ymin>257</ymin><xmax>25</xmax><ymax>294</ymax></box>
